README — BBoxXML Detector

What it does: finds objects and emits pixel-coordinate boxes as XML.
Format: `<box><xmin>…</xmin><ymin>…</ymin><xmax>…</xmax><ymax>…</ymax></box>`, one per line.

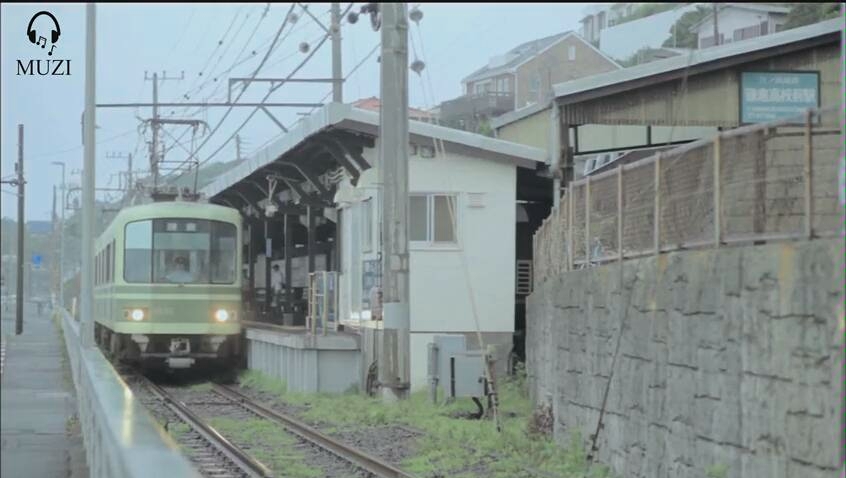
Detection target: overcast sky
<box><xmin>1</xmin><ymin>2</ymin><xmax>588</xmax><ymax>221</ymax></box>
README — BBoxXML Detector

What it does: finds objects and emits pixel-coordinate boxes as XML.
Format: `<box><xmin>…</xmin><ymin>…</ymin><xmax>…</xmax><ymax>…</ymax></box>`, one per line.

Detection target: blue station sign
<box><xmin>739</xmin><ymin>71</ymin><xmax>820</xmax><ymax>124</ymax></box>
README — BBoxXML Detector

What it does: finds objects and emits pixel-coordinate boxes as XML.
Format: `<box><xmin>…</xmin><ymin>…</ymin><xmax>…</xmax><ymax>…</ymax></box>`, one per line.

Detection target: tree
<box><xmin>663</xmin><ymin>5</ymin><xmax>710</xmax><ymax>49</ymax></box>
<box><xmin>615</xmin><ymin>3</ymin><xmax>680</xmax><ymax>26</ymax></box>
<box><xmin>477</xmin><ymin>118</ymin><xmax>494</xmax><ymax>137</ymax></box>
<box><xmin>782</xmin><ymin>3</ymin><xmax>840</xmax><ymax>30</ymax></box>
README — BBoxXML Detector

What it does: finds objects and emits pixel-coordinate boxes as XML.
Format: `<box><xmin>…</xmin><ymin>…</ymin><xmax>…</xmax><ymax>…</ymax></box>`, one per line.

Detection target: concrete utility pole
<box><xmin>144</xmin><ymin>71</ymin><xmax>185</xmax><ymax>188</ymax></box>
<box><xmin>81</xmin><ymin>3</ymin><xmax>96</xmax><ymax>347</ymax></box>
<box><xmin>378</xmin><ymin>2</ymin><xmax>410</xmax><ymax>401</ymax></box>
<box><xmin>51</xmin><ymin>162</ymin><xmax>66</xmax><ymax>307</ymax></box>
<box><xmin>331</xmin><ymin>2</ymin><xmax>343</xmax><ymax>103</ymax></box>
<box><xmin>16</xmin><ymin>125</ymin><xmax>25</xmax><ymax>335</ymax></box>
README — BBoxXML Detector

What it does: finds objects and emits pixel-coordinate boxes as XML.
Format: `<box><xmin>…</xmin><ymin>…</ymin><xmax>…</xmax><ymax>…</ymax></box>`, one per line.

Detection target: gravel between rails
<box><xmin>124</xmin><ymin>376</ymin><xmax>252</xmax><ymax>478</ymax></box>
<box><xmin>157</xmin><ymin>384</ymin><xmax>372</xmax><ymax>478</ymax></box>
<box><xmin>232</xmin><ymin>383</ymin><xmax>424</xmax><ymax>470</ymax></box>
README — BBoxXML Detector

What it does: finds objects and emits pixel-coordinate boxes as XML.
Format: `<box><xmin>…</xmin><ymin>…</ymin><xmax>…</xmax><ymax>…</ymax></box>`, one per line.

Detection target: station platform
<box><xmin>1</xmin><ymin>302</ymin><xmax>88</xmax><ymax>477</ymax></box>
<box><xmin>243</xmin><ymin>320</ymin><xmax>362</xmax><ymax>394</ymax></box>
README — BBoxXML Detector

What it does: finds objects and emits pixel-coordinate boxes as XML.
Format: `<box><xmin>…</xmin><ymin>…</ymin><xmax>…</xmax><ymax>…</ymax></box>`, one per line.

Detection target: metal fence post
<box><xmin>803</xmin><ymin>109</ymin><xmax>813</xmax><ymax>239</ymax></box>
<box><xmin>654</xmin><ymin>153</ymin><xmax>661</xmax><ymax>255</ymax></box>
<box><xmin>617</xmin><ymin>165</ymin><xmax>623</xmax><ymax>261</ymax></box>
<box><xmin>714</xmin><ymin>134</ymin><xmax>722</xmax><ymax>246</ymax></box>
<box><xmin>567</xmin><ymin>183</ymin><xmax>574</xmax><ymax>271</ymax></box>
<box><xmin>585</xmin><ymin>176</ymin><xmax>591</xmax><ymax>264</ymax></box>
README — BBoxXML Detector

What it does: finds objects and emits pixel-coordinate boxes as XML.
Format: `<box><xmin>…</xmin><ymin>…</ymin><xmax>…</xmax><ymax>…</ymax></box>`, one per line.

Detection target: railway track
<box><xmin>211</xmin><ymin>384</ymin><xmax>416</xmax><ymax>478</ymax></box>
<box><xmin>133</xmin><ymin>375</ymin><xmax>273</xmax><ymax>478</ymax></box>
<box><xmin>131</xmin><ymin>375</ymin><xmax>416</xmax><ymax>478</ymax></box>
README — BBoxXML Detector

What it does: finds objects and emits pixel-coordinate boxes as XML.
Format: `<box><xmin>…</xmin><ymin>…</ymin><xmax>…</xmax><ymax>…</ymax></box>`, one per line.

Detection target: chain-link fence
<box><xmin>535</xmin><ymin>105</ymin><xmax>844</xmax><ymax>283</ymax></box>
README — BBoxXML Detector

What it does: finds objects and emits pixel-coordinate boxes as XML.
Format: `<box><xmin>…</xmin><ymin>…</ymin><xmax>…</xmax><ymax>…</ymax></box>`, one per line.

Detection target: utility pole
<box><xmin>1</xmin><ymin>131</ymin><xmax>26</xmax><ymax>326</ymax></box>
<box><xmin>235</xmin><ymin>134</ymin><xmax>243</xmax><ymax>161</ymax></box>
<box><xmin>52</xmin><ymin>185</ymin><xmax>57</xmax><ymax>300</ymax></box>
<box><xmin>712</xmin><ymin>3</ymin><xmax>720</xmax><ymax>47</ymax></box>
<box><xmin>15</xmin><ymin>125</ymin><xmax>25</xmax><ymax>335</ymax></box>
<box><xmin>106</xmin><ymin>151</ymin><xmax>132</xmax><ymax>192</ymax></box>
<box><xmin>144</xmin><ymin>71</ymin><xmax>185</xmax><ymax>188</ymax></box>
<box><xmin>81</xmin><ymin>3</ymin><xmax>96</xmax><ymax>347</ymax></box>
<box><xmin>378</xmin><ymin>3</ymin><xmax>410</xmax><ymax>401</ymax></box>
<box><xmin>331</xmin><ymin>2</ymin><xmax>343</xmax><ymax>103</ymax></box>
<box><xmin>52</xmin><ymin>162</ymin><xmax>66</xmax><ymax>308</ymax></box>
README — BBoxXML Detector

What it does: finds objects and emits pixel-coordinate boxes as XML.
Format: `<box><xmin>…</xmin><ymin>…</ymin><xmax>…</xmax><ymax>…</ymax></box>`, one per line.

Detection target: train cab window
<box><xmin>125</xmin><ymin>220</ymin><xmax>153</xmax><ymax>283</ymax></box>
<box><xmin>210</xmin><ymin>222</ymin><xmax>237</xmax><ymax>284</ymax></box>
<box><xmin>124</xmin><ymin>218</ymin><xmax>237</xmax><ymax>285</ymax></box>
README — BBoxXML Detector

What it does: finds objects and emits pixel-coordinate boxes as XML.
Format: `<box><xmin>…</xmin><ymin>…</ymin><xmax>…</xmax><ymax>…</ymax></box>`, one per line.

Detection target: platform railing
<box><xmin>59</xmin><ymin>310</ymin><xmax>201</xmax><ymax>478</ymax></box>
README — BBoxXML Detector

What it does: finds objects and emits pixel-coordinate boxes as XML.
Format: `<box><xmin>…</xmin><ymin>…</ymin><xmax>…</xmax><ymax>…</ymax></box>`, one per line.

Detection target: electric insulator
<box><xmin>410</xmin><ymin>59</ymin><xmax>425</xmax><ymax>75</ymax></box>
<box><xmin>409</xmin><ymin>6</ymin><xmax>423</xmax><ymax>24</ymax></box>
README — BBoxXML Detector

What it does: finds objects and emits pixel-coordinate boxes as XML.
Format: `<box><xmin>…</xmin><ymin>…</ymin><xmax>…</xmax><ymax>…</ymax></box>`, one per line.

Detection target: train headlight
<box><xmin>214</xmin><ymin>309</ymin><xmax>230</xmax><ymax>322</ymax></box>
<box><xmin>129</xmin><ymin>309</ymin><xmax>145</xmax><ymax>321</ymax></box>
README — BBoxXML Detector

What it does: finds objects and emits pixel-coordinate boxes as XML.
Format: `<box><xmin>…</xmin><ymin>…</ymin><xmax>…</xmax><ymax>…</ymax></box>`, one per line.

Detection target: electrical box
<box><xmin>431</xmin><ymin>335</ymin><xmax>467</xmax><ymax>391</ymax></box>
<box><xmin>447</xmin><ymin>351</ymin><xmax>487</xmax><ymax>399</ymax></box>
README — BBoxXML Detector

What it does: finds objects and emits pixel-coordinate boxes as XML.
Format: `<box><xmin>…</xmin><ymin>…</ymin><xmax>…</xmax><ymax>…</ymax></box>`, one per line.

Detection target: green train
<box><xmin>92</xmin><ymin>201</ymin><xmax>243</xmax><ymax>369</ymax></box>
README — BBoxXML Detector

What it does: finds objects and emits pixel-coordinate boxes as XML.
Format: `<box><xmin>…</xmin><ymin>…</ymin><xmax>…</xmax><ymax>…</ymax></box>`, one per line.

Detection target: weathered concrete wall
<box><xmin>527</xmin><ymin>239</ymin><xmax>843</xmax><ymax>478</ymax></box>
<box><xmin>246</xmin><ymin>329</ymin><xmax>361</xmax><ymax>394</ymax></box>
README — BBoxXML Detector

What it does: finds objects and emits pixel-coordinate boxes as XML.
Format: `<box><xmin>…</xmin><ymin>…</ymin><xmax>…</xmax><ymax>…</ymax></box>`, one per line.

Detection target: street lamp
<box><xmin>51</xmin><ymin>161</ymin><xmax>65</xmax><ymax>307</ymax></box>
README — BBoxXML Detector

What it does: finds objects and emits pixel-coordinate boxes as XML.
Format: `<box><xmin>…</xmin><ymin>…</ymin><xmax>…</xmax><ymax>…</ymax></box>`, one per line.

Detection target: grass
<box><xmin>186</xmin><ymin>382</ymin><xmax>212</xmax><ymax>392</ymax></box>
<box><xmin>208</xmin><ymin>417</ymin><xmax>320</xmax><ymax>478</ymax></box>
<box><xmin>706</xmin><ymin>464</ymin><xmax>730</xmax><ymax>478</ymax></box>
<box><xmin>239</xmin><ymin>368</ymin><xmax>614</xmax><ymax>478</ymax></box>
<box><xmin>167</xmin><ymin>422</ymin><xmax>191</xmax><ymax>442</ymax></box>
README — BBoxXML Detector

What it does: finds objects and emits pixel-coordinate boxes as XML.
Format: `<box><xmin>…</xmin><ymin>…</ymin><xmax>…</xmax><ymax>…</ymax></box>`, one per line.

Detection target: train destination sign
<box><xmin>739</xmin><ymin>71</ymin><xmax>820</xmax><ymax>124</ymax></box>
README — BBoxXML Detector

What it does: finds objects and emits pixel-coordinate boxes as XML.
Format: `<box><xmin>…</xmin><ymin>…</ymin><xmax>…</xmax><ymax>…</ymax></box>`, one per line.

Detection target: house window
<box><xmin>409</xmin><ymin>194</ymin><xmax>458</xmax><ymax>245</ymax></box>
<box><xmin>361</xmin><ymin>199</ymin><xmax>373</xmax><ymax>252</ymax></box>
<box><xmin>528</xmin><ymin>74</ymin><xmax>541</xmax><ymax>101</ymax></box>
<box><xmin>568</xmin><ymin>45</ymin><xmax>576</xmax><ymax>61</ymax></box>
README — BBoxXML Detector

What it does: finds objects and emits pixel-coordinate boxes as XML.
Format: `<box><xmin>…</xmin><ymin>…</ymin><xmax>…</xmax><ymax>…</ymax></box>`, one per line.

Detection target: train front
<box><xmin>117</xmin><ymin>215</ymin><xmax>242</xmax><ymax>369</ymax></box>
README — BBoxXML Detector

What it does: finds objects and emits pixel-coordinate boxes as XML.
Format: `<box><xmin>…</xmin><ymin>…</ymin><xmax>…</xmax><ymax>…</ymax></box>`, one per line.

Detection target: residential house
<box><xmin>350</xmin><ymin>97</ymin><xmax>436</xmax><ymax>122</ymax></box>
<box><xmin>579</xmin><ymin>3</ymin><xmax>638</xmax><ymax>45</ymax></box>
<box><xmin>691</xmin><ymin>3</ymin><xmax>791</xmax><ymax>48</ymax></box>
<box><xmin>599</xmin><ymin>3</ymin><xmax>701</xmax><ymax>61</ymax></box>
<box><xmin>439</xmin><ymin>31</ymin><xmax>620</xmax><ymax>134</ymax></box>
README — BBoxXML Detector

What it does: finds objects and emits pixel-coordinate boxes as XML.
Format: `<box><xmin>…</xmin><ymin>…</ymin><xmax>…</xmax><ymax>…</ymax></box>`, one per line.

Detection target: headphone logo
<box><xmin>27</xmin><ymin>11</ymin><xmax>61</xmax><ymax>56</ymax></box>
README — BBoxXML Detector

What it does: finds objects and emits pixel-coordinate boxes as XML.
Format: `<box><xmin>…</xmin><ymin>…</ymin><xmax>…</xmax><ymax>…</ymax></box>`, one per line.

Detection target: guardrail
<box><xmin>59</xmin><ymin>310</ymin><xmax>201</xmax><ymax>478</ymax></box>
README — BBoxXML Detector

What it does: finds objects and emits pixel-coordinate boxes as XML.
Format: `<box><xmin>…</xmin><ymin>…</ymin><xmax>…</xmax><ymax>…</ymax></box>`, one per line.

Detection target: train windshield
<box><xmin>124</xmin><ymin>219</ymin><xmax>237</xmax><ymax>284</ymax></box>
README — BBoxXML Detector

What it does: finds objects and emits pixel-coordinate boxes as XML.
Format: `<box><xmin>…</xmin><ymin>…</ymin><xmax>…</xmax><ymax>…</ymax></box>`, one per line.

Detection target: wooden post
<box><xmin>804</xmin><ymin>109</ymin><xmax>813</xmax><ymax>238</ymax></box>
<box><xmin>617</xmin><ymin>165</ymin><xmax>623</xmax><ymax>261</ymax></box>
<box><xmin>713</xmin><ymin>134</ymin><xmax>722</xmax><ymax>246</ymax></box>
<box><xmin>654</xmin><ymin>154</ymin><xmax>661</xmax><ymax>255</ymax></box>
<box><xmin>585</xmin><ymin>176</ymin><xmax>591</xmax><ymax>263</ymax></box>
<box><xmin>567</xmin><ymin>183</ymin><xmax>574</xmax><ymax>271</ymax></box>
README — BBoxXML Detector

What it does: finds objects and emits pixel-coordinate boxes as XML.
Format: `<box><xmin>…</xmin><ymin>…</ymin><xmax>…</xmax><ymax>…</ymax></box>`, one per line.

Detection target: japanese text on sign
<box><xmin>740</xmin><ymin>72</ymin><xmax>819</xmax><ymax>123</ymax></box>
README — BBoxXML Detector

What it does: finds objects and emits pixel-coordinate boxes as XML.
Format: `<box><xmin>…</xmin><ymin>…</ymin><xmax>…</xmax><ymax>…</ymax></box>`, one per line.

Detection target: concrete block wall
<box><xmin>527</xmin><ymin>239</ymin><xmax>843</xmax><ymax>478</ymax></box>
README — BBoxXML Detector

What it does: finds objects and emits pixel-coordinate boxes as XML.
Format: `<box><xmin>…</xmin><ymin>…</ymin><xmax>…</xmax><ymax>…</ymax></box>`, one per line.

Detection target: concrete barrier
<box><xmin>247</xmin><ymin>327</ymin><xmax>361</xmax><ymax>393</ymax></box>
<box><xmin>60</xmin><ymin>311</ymin><xmax>201</xmax><ymax>478</ymax></box>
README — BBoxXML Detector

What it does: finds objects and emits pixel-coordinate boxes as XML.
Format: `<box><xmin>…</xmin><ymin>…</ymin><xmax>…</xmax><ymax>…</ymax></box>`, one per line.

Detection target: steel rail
<box><xmin>139</xmin><ymin>376</ymin><xmax>273</xmax><ymax>478</ymax></box>
<box><xmin>212</xmin><ymin>384</ymin><xmax>416</xmax><ymax>478</ymax></box>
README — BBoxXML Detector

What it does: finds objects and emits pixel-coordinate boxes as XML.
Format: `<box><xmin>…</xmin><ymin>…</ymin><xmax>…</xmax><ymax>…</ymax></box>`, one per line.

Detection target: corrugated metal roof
<box><xmin>553</xmin><ymin>17</ymin><xmax>844</xmax><ymax>103</ymax></box>
<box><xmin>462</xmin><ymin>32</ymin><xmax>571</xmax><ymax>84</ymax></box>
<box><xmin>201</xmin><ymin>103</ymin><xmax>547</xmax><ymax>199</ymax></box>
<box><xmin>491</xmin><ymin>100</ymin><xmax>551</xmax><ymax>130</ymax></box>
